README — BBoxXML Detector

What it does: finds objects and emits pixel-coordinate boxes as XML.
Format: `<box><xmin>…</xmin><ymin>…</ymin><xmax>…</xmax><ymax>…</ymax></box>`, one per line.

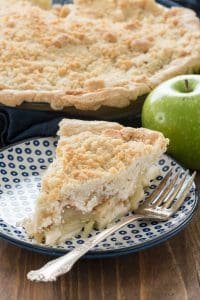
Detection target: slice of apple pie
<box><xmin>24</xmin><ymin>119</ymin><xmax>169</xmax><ymax>245</ymax></box>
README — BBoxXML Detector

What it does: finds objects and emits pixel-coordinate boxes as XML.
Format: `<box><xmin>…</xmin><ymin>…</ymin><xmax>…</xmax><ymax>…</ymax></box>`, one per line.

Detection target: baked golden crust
<box><xmin>0</xmin><ymin>0</ymin><xmax>199</xmax><ymax>110</ymax></box>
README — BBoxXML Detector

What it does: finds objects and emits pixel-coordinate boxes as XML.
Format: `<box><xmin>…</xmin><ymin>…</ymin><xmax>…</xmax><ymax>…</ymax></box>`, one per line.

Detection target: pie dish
<box><xmin>23</xmin><ymin>119</ymin><xmax>169</xmax><ymax>245</ymax></box>
<box><xmin>0</xmin><ymin>0</ymin><xmax>199</xmax><ymax>111</ymax></box>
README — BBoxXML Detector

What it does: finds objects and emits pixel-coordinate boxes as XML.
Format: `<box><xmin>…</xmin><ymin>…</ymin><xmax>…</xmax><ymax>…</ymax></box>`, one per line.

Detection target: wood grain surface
<box><xmin>0</xmin><ymin>175</ymin><xmax>199</xmax><ymax>300</ymax></box>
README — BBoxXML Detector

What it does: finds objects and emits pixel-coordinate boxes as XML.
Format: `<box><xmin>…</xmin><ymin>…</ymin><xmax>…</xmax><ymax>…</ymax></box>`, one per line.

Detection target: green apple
<box><xmin>142</xmin><ymin>74</ymin><xmax>200</xmax><ymax>170</ymax></box>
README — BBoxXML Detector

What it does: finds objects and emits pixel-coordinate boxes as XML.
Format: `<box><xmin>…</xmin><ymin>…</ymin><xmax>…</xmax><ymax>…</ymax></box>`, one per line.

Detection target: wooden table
<box><xmin>0</xmin><ymin>175</ymin><xmax>199</xmax><ymax>300</ymax></box>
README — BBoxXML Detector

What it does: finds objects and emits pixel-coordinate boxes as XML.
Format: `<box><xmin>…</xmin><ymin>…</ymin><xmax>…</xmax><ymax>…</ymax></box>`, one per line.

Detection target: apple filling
<box><xmin>25</xmin><ymin>165</ymin><xmax>159</xmax><ymax>245</ymax></box>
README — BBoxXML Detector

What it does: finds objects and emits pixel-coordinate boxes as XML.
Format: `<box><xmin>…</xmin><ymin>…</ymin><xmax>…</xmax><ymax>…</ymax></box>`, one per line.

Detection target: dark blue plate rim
<box><xmin>0</xmin><ymin>137</ymin><xmax>199</xmax><ymax>258</ymax></box>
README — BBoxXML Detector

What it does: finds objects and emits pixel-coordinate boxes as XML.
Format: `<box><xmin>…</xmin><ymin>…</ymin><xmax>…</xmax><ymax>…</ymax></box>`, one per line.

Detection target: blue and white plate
<box><xmin>0</xmin><ymin>137</ymin><xmax>198</xmax><ymax>258</ymax></box>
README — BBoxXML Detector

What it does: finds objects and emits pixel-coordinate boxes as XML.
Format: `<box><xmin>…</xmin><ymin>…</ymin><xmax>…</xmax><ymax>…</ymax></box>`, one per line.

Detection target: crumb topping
<box><xmin>0</xmin><ymin>0</ymin><xmax>199</xmax><ymax>94</ymax></box>
<box><xmin>41</xmin><ymin>124</ymin><xmax>167</xmax><ymax>197</ymax></box>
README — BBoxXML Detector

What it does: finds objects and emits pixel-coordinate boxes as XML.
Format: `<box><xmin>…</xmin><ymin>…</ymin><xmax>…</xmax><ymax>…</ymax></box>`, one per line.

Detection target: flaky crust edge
<box><xmin>57</xmin><ymin>118</ymin><xmax>169</xmax><ymax>152</ymax></box>
<box><xmin>0</xmin><ymin>55</ymin><xmax>199</xmax><ymax>111</ymax></box>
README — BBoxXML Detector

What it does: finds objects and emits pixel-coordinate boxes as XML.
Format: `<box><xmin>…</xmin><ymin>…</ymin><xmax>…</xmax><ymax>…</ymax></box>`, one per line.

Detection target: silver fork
<box><xmin>27</xmin><ymin>169</ymin><xmax>196</xmax><ymax>282</ymax></box>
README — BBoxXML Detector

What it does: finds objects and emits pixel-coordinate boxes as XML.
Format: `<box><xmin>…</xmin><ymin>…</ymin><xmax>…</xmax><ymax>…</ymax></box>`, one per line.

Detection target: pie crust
<box><xmin>23</xmin><ymin>119</ymin><xmax>169</xmax><ymax>244</ymax></box>
<box><xmin>0</xmin><ymin>0</ymin><xmax>199</xmax><ymax>111</ymax></box>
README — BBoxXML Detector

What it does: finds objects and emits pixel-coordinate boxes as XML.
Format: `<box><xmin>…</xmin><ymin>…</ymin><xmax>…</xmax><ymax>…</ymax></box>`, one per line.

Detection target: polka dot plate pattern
<box><xmin>0</xmin><ymin>137</ymin><xmax>198</xmax><ymax>258</ymax></box>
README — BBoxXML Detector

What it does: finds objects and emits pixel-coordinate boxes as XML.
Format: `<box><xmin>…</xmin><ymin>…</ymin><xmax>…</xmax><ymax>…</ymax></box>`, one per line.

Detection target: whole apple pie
<box><xmin>23</xmin><ymin>119</ymin><xmax>169</xmax><ymax>245</ymax></box>
<box><xmin>0</xmin><ymin>0</ymin><xmax>199</xmax><ymax>110</ymax></box>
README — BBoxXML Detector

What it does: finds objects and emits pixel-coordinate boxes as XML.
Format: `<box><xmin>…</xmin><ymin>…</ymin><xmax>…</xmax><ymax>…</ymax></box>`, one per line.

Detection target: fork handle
<box><xmin>27</xmin><ymin>214</ymin><xmax>145</xmax><ymax>282</ymax></box>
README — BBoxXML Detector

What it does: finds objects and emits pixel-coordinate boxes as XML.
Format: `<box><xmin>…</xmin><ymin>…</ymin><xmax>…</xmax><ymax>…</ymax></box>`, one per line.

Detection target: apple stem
<box><xmin>184</xmin><ymin>79</ymin><xmax>189</xmax><ymax>92</ymax></box>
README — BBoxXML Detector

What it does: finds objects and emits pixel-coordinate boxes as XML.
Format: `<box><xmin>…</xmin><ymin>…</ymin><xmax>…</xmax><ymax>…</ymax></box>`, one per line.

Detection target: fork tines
<box><xmin>145</xmin><ymin>169</ymin><xmax>196</xmax><ymax>213</ymax></box>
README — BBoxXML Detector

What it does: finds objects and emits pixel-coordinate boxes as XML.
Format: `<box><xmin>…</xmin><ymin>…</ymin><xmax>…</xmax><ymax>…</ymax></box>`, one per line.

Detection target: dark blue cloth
<box><xmin>0</xmin><ymin>107</ymin><xmax>67</xmax><ymax>146</ymax></box>
<box><xmin>0</xmin><ymin>0</ymin><xmax>199</xmax><ymax>146</ymax></box>
<box><xmin>158</xmin><ymin>0</ymin><xmax>200</xmax><ymax>14</ymax></box>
